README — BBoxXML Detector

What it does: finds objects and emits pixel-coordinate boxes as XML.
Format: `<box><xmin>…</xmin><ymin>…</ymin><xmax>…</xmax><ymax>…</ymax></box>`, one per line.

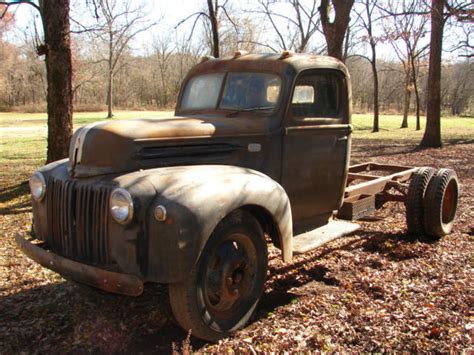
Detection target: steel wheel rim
<box><xmin>202</xmin><ymin>233</ymin><xmax>258</xmax><ymax>320</ymax></box>
<box><xmin>442</xmin><ymin>179</ymin><xmax>457</xmax><ymax>225</ymax></box>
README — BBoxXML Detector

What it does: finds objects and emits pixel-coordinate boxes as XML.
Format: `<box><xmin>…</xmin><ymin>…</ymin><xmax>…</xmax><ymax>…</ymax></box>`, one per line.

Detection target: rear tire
<box><xmin>423</xmin><ymin>169</ymin><xmax>459</xmax><ymax>239</ymax></box>
<box><xmin>169</xmin><ymin>210</ymin><xmax>268</xmax><ymax>341</ymax></box>
<box><xmin>406</xmin><ymin>167</ymin><xmax>436</xmax><ymax>235</ymax></box>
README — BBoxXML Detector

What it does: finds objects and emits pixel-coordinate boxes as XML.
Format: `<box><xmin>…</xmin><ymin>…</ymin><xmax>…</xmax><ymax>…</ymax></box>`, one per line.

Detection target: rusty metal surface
<box><xmin>180</xmin><ymin>53</ymin><xmax>349</xmax><ymax>93</ymax></box>
<box><xmin>338</xmin><ymin>195</ymin><xmax>376</xmax><ymax>220</ymax></box>
<box><xmin>124</xmin><ymin>164</ymin><xmax>294</xmax><ymax>282</ymax></box>
<box><xmin>68</xmin><ymin>115</ymin><xmax>276</xmax><ymax>178</ymax></box>
<box><xmin>46</xmin><ymin>177</ymin><xmax>111</xmax><ymax>265</ymax></box>
<box><xmin>15</xmin><ymin>234</ymin><xmax>144</xmax><ymax>296</ymax></box>
<box><xmin>31</xmin><ymin>161</ymin><xmax>293</xmax><ymax>284</ymax></box>
<box><xmin>29</xmin><ymin>53</ymin><xmax>356</xmax><ymax>288</ymax></box>
<box><xmin>345</xmin><ymin>163</ymin><xmax>418</xmax><ymax>199</ymax></box>
<box><xmin>282</xmin><ymin>124</ymin><xmax>351</xmax><ymax>232</ymax></box>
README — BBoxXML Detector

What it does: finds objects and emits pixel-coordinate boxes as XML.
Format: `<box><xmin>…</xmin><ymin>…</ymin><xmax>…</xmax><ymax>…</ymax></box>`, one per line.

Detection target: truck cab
<box><xmin>174</xmin><ymin>52</ymin><xmax>352</xmax><ymax>231</ymax></box>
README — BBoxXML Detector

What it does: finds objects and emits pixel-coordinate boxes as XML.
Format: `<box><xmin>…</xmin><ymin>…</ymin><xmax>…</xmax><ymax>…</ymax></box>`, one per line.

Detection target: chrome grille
<box><xmin>46</xmin><ymin>177</ymin><xmax>111</xmax><ymax>265</ymax></box>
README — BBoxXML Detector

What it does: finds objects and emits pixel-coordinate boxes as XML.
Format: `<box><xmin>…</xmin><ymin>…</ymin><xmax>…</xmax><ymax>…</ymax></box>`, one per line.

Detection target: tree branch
<box><xmin>0</xmin><ymin>0</ymin><xmax>40</xmax><ymax>13</ymax></box>
<box><xmin>238</xmin><ymin>39</ymin><xmax>278</xmax><ymax>53</ymax></box>
<box><xmin>174</xmin><ymin>11</ymin><xmax>208</xmax><ymax>29</ymax></box>
<box><xmin>219</xmin><ymin>4</ymin><xmax>238</xmax><ymax>34</ymax></box>
<box><xmin>346</xmin><ymin>53</ymin><xmax>371</xmax><ymax>62</ymax></box>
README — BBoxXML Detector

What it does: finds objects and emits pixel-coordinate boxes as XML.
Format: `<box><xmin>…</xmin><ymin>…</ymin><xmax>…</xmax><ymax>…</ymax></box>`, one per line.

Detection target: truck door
<box><xmin>281</xmin><ymin>69</ymin><xmax>352</xmax><ymax>231</ymax></box>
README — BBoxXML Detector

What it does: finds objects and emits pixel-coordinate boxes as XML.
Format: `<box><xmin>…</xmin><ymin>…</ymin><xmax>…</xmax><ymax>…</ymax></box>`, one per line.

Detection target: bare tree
<box><xmin>250</xmin><ymin>0</ymin><xmax>322</xmax><ymax>53</ymax></box>
<box><xmin>207</xmin><ymin>0</ymin><xmax>219</xmax><ymax>57</ymax></box>
<box><xmin>450</xmin><ymin>25</ymin><xmax>473</xmax><ymax>58</ymax></box>
<box><xmin>353</xmin><ymin>0</ymin><xmax>382</xmax><ymax>132</ymax></box>
<box><xmin>226</xmin><ymin>16</ymin><xmax>262</xmax><ymax>54</ymax></box>
<box><xmin>382</xmin><ymin>0</ymin><xmax>429</xmax><ymax>130</ymax></box>
<box><xmin>420</xmin><ymin>0</ymin><xmax>473</xmax><ymax>148</ymax></box>
<box><xmin>443</xmin><ymin>61</ymin><xmax>474</xmax><ymax>115</ymax></box>
<box><xmin>150</xmin><ymin>34</ymin><xmax>173</xmax><ymax>108</ymax></box>
<box><xmin>0</xmin><ymin>4</ymin><xmax>14</xmax><ymax>37</ymax></box>
<box><xmin>1</xmin><ymin>0</ymin><xmax>73</xmax><ymax>163</ymax></box>
<box><xmin>87</xmin><ymin>0</ymin><xmax>157</xmax><ymax>118</ymax></box>
<box><xmin>176</xmin><ymin>0</ymin><xmax>237</xmax><ymax>58</ymax></box>
<box><xmin>420</xmin><ymin>0</ymin><xmax>444</xmax><ymax>147</ymax></box>
<box><xmin>319</xmin><ymin>0</ymin><xmax>355</xmax><ymax>61</ymax></box>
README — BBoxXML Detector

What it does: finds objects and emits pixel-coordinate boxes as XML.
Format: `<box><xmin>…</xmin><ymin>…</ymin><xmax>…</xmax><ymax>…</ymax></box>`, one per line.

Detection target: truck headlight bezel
<box><xmin>109</xmin><ymin>188</ymin><xmax>134</xmax><ymax>225</ymax></box>
<box><xmin>30</xmin><ymin>172</ymin><xmax>46</xmax><ymax>202</ymax></box>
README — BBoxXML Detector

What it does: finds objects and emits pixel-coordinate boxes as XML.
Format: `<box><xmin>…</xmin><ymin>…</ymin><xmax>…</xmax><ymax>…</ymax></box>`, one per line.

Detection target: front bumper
<box><xmin>15</xmin><ymin>234</ymin><xmax>144</xmax><ymax>296</ymax></box>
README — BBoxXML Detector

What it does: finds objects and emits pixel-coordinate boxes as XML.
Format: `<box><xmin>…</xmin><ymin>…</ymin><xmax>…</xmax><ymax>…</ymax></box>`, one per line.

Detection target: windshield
<box><xmin>181</xmin><ymin>73</ymin><xmax>224</xmax><ymax>110</ymax></box>
<box><xmin>180</xmin><ymin>72</ymin><xmax>281</xmax><ymax>111</ymax></box>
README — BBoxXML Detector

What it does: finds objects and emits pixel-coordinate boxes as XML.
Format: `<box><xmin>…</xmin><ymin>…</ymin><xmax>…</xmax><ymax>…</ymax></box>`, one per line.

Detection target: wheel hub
<box><xmin>204</xmin><ymin>235</ymin><xmax>256</xmax><ymax>314</ymax></box>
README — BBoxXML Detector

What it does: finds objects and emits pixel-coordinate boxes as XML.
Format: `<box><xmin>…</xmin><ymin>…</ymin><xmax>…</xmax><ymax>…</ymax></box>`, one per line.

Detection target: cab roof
<box><xmin>186</xmin><ymin>52</ymin><xmax>350</xmax><ymax>79</ymax></box>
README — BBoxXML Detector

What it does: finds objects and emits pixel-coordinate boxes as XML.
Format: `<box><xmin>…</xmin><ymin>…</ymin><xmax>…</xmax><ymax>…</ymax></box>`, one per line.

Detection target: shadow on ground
<box><xmin>0</xmin><ymin>228</ymin><xmax>434</xmax><ymax>353</ymax></box>
<box><xmin>0</xmin><ymin>181</ymin><xmax>31</xmax><ymax>215</ymax></box>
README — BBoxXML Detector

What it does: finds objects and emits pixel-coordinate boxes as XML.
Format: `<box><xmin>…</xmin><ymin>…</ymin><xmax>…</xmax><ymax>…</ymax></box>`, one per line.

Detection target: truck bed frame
<box><xmin>338</xmin><ymin>163</ymin><xmax>418</xmax><ymax>220</ymax></box>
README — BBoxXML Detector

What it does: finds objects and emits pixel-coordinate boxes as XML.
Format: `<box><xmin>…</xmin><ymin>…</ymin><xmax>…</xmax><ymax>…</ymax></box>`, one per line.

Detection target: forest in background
<box><xmin>0</xmin><ymin>0</ymin><xmax>472</xmax><ymax>117</ymax></box>
<box><xmin>1</xmin><ymin>40</ymin><xmax>472</xmax><ymax>116</ymax></box>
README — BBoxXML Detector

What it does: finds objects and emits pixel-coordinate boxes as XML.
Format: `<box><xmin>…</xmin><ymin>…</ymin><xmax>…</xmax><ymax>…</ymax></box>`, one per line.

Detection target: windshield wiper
<box><xmin>226</xmin><ymin>106</ymin><xmax>275</xmax><ymax>117</ymax></box>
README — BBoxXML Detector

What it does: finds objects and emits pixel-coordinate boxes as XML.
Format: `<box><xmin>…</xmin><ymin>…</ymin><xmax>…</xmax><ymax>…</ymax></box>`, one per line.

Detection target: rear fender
<box><xmin>144</xmin><ymin>165</ymin><xmax>293</xmax><ymax>283</ymax></box>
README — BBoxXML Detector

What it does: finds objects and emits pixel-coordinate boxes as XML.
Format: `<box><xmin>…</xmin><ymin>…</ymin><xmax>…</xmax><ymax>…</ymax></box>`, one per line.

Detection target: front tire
<box><xmin>169</xmin><ymin>210</ymin><xmax>268</xmax><ymax>341</ymax></box>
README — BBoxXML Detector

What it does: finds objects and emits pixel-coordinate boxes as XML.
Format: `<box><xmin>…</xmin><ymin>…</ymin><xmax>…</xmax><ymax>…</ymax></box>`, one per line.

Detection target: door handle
<box><xmin>337</xmin><ymin>136</ymin><xmax>348</xmax><ymax>141</ymax></box>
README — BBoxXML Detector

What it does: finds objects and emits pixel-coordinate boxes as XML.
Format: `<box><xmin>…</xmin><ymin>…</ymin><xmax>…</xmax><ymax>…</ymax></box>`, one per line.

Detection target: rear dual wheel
<box><xmin>423</xmin><ymin>169</ymin><xmax>459</xmax><ymax>239</ymax></box>
<box><xmin>406</xmin><ymin>167</ymin><xmax>436</xmax><ymax>235</ymax></box>
<box><xmin>169</xmin><ymin>210</ymin><xmax>268</xmax><ymax>341</ymax></box>
<box><xmin>406</xmin><ymin>167</ymin><xmax>459</xmax><ymax>239</ymax></box>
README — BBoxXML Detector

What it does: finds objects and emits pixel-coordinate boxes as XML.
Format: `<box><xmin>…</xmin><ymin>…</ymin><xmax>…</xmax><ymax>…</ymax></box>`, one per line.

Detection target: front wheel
<box><xmin>169</xmin><ymin>210</ymin><xmax>268</xmax><ymax>341</ymax></box>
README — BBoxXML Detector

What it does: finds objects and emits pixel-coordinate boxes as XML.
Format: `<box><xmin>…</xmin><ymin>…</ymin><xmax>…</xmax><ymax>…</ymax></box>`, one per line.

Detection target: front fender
<box><xmin>143</xmin><ymin>165</ymin><xmax>293</xmax><ymax>283</ymax></box>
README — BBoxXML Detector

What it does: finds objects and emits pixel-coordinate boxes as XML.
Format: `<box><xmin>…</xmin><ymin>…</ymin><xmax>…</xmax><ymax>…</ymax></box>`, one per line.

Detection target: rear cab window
<box><xmin>290</xmin><ymin>71</ymin><xmax>347</xmax><ymax>124</ymax></box>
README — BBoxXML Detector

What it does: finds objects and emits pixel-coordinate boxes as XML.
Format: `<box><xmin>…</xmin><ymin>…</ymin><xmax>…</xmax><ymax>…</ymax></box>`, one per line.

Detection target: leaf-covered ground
<box><xmin>1</xmin><ymin>138</ymin><xmax>472</xmax><ymax>353</ymax></box>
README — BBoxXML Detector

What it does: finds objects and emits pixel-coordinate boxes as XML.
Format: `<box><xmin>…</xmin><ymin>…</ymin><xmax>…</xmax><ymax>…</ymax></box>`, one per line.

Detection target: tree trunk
<box><xmin>319</xmin><ymin>0</ymin><xmax>354</xmax><ymax>62</ymax></box>
<box><xmin>107</xmin><ymin>27</ymin><xmax>114</xmax><ymax>118</ymax></box>
<box><xmin>107</xmin><ymin>70</ymin><xmax>113</xmax><ymax>118</ymax></box>
<box><xmin>370</xmin><ymin>43</ymin><xmax>379</xmax><ymax>133</ymax></box>
<box><xmin>414</xmin><ymin>85</ymin><xmax>421</xmax><ymax>130</ymax></box>
<box><xmin>40</xmin><ymin>0</ymin><xmax>73</xmax><ymax>163</ymax></box>
<box><xmin>343</xmin><ymin>25</ymin><xmax>350</xmax><ymax>61</ymax></box>
<box><xmin>401</xmin><ymin>92</ymin><xmax>411</xmax><ymax>128</ymax></box>
<box><xmin>411</xmin><ymin>56</ymin><xmax>421</xmax><ymax>130</ymax></box>
<box><xmin>420</xmin><ymin>0</ymin><xmax>444</xmax><ymax>148</ymax></box>
<box><xmin>207</xmin><ymin>0</ymin><xmax>219</xmax><ymax>58</ymax></box>
<box><xmin>401</xmin><ymin>69</ymin><xmax>411</xmax><ymax>128</ymax></box>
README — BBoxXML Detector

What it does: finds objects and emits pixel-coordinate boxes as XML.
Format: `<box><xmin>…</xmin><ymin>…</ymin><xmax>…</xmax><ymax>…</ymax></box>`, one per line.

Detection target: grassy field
<box><xmin>0</xmin><ymin>111</ymin><xmax>174</xmax><ymax>182</ymax></box>
<box><xmin>1</xmin><ymin>111</ymin><xmax>473</xmax><ymax>170</ymax></box>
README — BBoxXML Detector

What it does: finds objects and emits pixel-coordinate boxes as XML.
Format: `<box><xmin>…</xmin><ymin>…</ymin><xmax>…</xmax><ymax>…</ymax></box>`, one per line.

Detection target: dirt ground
<box><xmin>0</xmin><ymin>139</ymin><xmax>473</xmax><ymax>353</ymax></box>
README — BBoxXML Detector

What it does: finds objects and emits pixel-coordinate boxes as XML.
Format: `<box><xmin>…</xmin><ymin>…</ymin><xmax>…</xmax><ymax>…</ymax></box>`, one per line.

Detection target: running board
<box><xmin>293</xmin><ymin>220</ymin><xmax>360</xmax><ymax>254</ymax></box>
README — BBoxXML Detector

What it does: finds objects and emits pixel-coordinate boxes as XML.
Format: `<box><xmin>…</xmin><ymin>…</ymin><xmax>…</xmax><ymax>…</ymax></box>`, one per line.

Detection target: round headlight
<box><xmin>110</xmin><ymin>188</ymin><xmax>134</xmax><ymax>224</ymax></box>
<box><xmin>29</xmin><ymin>172</ymin><xmax>46</xmax><ymax>201</ymax></box>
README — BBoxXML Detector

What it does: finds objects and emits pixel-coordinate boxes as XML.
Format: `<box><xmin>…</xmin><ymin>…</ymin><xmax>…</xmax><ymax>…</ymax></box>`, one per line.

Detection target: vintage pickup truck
<box><xmin>17</xmin><ymin>52</ymin><xmax>459</xmax><ymax>341</ymax></box>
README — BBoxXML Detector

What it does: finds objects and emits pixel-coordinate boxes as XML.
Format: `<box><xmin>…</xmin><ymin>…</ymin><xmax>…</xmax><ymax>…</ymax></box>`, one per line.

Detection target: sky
<box><xmin>2</xmin><ymin>0</ymin><xmax>470</xmax><ymax>62</ymax></box>
<box><xmin>4</xmin><ymin>0</ymin><xmax>202</xmax><ymax>46</ymax></box>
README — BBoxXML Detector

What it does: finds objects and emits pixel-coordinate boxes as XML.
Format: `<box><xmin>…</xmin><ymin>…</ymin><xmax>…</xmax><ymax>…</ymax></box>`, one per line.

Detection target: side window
<box><xmin>291</xmin><ymin>73</ymin><xmax>342</xmax><ymax>120</ymax></box>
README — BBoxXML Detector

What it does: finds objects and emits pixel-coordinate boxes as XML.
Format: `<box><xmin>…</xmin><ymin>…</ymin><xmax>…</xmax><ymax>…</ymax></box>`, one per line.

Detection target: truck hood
<box><xmin>68</xmin><ymin>115</ymin><xmax>268</xmax><ymax>177</ymax></box>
